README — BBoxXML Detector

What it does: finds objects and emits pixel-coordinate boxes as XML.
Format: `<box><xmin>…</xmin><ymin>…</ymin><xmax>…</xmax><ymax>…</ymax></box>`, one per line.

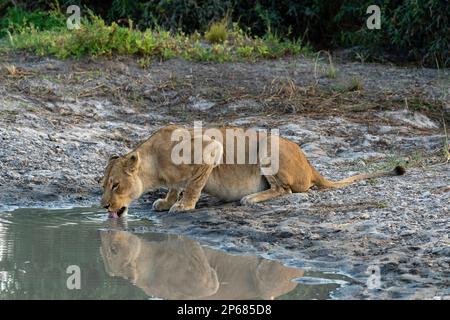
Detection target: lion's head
<box><xmin>99</xmin><ymin>230</ymin><xmax>142</xmax><ymax>281</ymax></box>
<box><xmin>100</xmin><ymin>152</ymin><xmax>143</xmax><ymax>218</ymax></box>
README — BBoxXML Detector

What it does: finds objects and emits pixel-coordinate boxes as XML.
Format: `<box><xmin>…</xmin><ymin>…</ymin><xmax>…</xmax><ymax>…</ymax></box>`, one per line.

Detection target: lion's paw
<box><xmin>240</xmin><ymin>195</ymin><xmax>258</xmax><ymax>206</ymax></box>
<box><xmin>152</xmin><ymin>199</ymin><xmax>172</xmax><ymax>211</ymax></box>
<box><xmin>168</xmin><ymin>202</ymin><xmax>194</xmax><ymax>213</ymax></box>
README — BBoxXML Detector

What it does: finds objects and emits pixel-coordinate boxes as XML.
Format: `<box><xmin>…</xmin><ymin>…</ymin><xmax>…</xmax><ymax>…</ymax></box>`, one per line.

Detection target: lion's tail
<box><xmin>312</xmin><ymin>165</ymin><xmax>406</xmax><ymax>189</ymax></box>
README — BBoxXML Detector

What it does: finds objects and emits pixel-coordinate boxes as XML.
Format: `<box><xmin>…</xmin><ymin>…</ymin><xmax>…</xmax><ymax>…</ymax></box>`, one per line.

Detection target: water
<box><xmin>0</xmin><ymin>207</ymin><xmax>348</xmax><ymax>299</ymax></box>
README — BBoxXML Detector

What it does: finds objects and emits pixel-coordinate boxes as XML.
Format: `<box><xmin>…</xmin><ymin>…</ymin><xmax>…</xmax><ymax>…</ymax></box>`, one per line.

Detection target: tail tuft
<box><xmin>394</xmin><ymin>165</ymin><xmax>406</xmax><ymax>176</ymax></box>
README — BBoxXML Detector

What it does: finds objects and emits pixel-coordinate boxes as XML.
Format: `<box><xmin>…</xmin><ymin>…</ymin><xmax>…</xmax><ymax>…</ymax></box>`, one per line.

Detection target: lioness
<box><xmin>101</xmin><ymin>125</ymin><xmax>405</xmax><ymax>217</ymax></box>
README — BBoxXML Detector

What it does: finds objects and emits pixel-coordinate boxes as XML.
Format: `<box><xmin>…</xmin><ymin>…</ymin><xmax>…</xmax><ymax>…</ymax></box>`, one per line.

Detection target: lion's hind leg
<box><xmin>240</xmin><ymin>175</ymin><xmax>291</xmax><ymax>205</ymax></box>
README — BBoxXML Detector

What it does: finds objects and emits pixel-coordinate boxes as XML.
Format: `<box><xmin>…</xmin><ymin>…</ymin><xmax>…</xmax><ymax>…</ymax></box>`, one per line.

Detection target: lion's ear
<box><xmin>125</xmin><ymin>152</ymin><xmax>140</xmax><ymax>173</ymax></box>
<box><xmin>109</xmin><ymin>154</ymin><xmax>120</xmax><ymax>162</ymax></box>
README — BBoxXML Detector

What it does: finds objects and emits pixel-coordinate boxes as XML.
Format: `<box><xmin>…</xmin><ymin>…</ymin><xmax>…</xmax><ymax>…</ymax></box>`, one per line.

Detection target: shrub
<box><xmin>335</xmin><ymin>0</ymin><xmax>449</xmax><ymax>67</ymax></box>
<box><xmin>2</xmin><ymin>1</ymin><xmax>449</xmax><ymax>67</ymax></box>
<box><xmin>205</xmin><ymin>18</ymin><xmax>228</xmax><ymax>44</ymax></box>
<box><xmin>0</xmin><ymin>6</ymin><xmax>66</xmax><ymax>37</ymax></box>
<box><xmin>5</xmin><ymin>13</ymin><xmax>309</xmax><ymax>62</ymax></box>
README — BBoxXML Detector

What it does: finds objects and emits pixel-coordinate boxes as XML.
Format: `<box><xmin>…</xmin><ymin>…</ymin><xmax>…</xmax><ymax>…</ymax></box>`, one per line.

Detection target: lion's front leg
<box><xmin>169</xmin><ymin>165</ymin><xmax>214</xmax><ymax>213</ymax></box>
<box><xmin>152</xmin><ymin>189</ymin><xmax>179</xmax><ymax>211</ymax></box>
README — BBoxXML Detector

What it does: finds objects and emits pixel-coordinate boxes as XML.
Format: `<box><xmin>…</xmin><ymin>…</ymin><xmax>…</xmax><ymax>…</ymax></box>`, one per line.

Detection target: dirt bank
<box><xmin>0</xmin><ymin>52</ymin><xmax>449</xmax><ymax>299</ymax></box>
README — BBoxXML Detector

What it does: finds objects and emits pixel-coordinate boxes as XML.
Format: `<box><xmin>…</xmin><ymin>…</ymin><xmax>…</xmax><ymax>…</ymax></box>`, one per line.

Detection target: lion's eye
<box><xmin>112</xmin><ymin>183</ymin><xmax>119</xmax><ymax>191</ymax></box>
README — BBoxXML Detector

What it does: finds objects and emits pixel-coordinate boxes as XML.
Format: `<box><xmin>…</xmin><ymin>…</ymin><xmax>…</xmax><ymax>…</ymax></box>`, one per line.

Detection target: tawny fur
<box><xmin>101</xmin><ymin>125</ymin><xmax>405</xmax><ymax>214</ymax></box>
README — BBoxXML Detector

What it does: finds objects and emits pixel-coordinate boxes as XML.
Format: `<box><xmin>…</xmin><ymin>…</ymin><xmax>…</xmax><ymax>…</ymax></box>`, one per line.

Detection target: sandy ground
<box><xmin>0</xmin><ymin>52</ymin><xmax>449</xmax><ymax>299</ymax></box>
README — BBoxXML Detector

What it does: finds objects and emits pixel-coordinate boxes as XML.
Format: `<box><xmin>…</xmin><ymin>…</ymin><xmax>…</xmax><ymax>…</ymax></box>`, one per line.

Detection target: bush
<box><xmin>5</xmin><ymin>13</ymin><xmax>308</xmax><ymax>62</ymax></box>
<box><xmin>0</xmin><ymin>6</ymin><xmax>66</xmax><ymax>37</ymax></box>
<box><xmin>335</xmin><ymin>0</ymin><xmax>449</xmax><ymax>67</ymax></box>
<box><xmin>2</xmin><ymin>0</ymin><xmax>449</xmax><ymax>67</ymax></box>
<box><xmin>205</xmin><ymin>18</ymin><xmax>228</xmax><ymax>44</ymax></box>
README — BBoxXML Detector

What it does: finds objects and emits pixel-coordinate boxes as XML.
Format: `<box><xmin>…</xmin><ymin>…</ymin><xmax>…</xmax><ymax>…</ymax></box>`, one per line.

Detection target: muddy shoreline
<box><xmin>0</xmin><ymin>53</ymin><xmax>449</xmax><ymax>299</ymax></box>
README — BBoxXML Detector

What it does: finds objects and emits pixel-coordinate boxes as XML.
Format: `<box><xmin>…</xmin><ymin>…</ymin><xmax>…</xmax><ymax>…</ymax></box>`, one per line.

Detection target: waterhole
<box><xmin>0</xmin><ymin>207</ymin><xmax>350</xmax><ymax>299</ymax></box>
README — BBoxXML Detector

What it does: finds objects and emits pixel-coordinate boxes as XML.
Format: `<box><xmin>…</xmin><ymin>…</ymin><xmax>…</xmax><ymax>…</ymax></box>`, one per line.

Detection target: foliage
<box><xmin>336</xmin><ymin>0</ymin><xmax>449</xmax><ymax>67</ymax></box>
<box><xmin>205</xmin><ymin>17</ymin><xmax>228</xmax><ymax>44</ymax></box>
<box><xmin>4</xmin><ymin>13</ymin><xmax>309</xmax><ymax>62</ymax></box>
<box><xmin>0</xmin><ymin>6</ymin><xmax>66</xmax><ymax>37</ymax></box>
<box><xmin>1</xmin><ymin>0</ymin><xmax>449</xmax><ymax>67</ymax></box>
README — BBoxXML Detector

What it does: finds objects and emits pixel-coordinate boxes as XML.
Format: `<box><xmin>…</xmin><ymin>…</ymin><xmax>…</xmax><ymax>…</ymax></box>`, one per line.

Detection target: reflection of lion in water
<box><xmin>100</xmin><ymin>230</ymin><xmax>304</xmax><ymax>300</ymax></box>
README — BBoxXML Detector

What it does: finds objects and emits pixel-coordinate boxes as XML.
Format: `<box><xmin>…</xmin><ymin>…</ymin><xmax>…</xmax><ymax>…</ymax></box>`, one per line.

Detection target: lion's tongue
<box><xmin>108</xmin><ymin>211</ymin><xmax>119</xmax><ymax>219</ymax></box>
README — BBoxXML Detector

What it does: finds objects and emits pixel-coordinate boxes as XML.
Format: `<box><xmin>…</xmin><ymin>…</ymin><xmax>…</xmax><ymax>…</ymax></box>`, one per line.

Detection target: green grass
<box><xmin>326</xmin><ymin>53</ymin><xmax>338</xmax><ymax>79</ymax></box>
<box><xmin>353</xmin><ymin>148</ymin><xmax>448</xmax><ymax>175</ymax></box>
<box><xmin>205</xmin><ymin>18</ymin><xmax>228</xmax><ymax>44</ymax></box>
<box><xmin>0</xmin><ymin>7</ymin><xmax>66</xmax><ymax>37</ymax></box>
<box><xmin>326</xmin><ymin>67</ymin><xmax>337</xmax><ymax>79</ymax></box>
<box><xmin>347</xmin><ymin>77</ymin><xmax>363</xmax><ymax>91</ymax></box>
<box><xmin>1</xmin><ymin>11</ymin><xmax>310</xmax><ymax>63</ymax></box>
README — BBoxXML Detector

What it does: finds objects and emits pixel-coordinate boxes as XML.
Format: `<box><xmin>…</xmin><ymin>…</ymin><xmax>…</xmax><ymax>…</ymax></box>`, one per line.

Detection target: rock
<box><xmin>301</xmin><ymin>142</ymin><xmax>328</xmax><ymax>158</ymax></box>
<box><xmin>227</xmin><ymin>99</ymin><xmax>259</xmax><ymax>111</ymax></box>
<box><xmin>381</xmin><ymin>109</ymin><xmax>439</xmax><ymax>129</ymax></box>
<box><xmin>421</xmin><ymin>191</ymin><xmax>431</xmax><ymax>197</ymax></box>
<box><xmin>444</xmin><ymin>101</ymin><xmax>450</xmax><ymax>112</ymax></box>
<box><xmin>310</xmin><ymin>233</ymin><xmax>321</xmax><ymax>240</ymax></box>
<box><xmin>278</xmin><ymin>123</ymin><xmax>320</xmax><ymax>141</ymax></box>
<box><xmin>362</xmin><ymin>134</ymin><xmax>381</xmax><ymax>147</ymax></box>
<box><xmin>400</xmin><ymin>230</ymin><xmax>416</xmax><ymax>237</ymax></box>
<box><xmin>187</xmin><ymin>97</ymin><xmax>216</xmax><ymax>111</ymax></box>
